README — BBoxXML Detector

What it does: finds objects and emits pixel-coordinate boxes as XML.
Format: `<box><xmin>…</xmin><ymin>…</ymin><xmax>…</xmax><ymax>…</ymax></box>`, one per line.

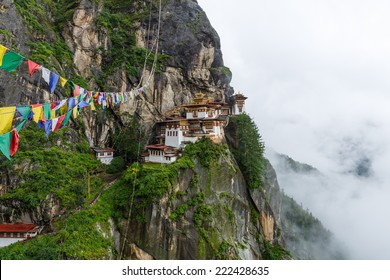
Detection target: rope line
<box><xmin>118</xmin><ymin>0</ymin><xmax>162</xmax><ymax>259</ymax></box>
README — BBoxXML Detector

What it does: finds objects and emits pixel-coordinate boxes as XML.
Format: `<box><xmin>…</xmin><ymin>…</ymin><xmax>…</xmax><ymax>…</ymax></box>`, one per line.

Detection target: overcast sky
<box><xmin>198</xmin><ymin>0</ymin><xmax>390</xmax><ymax>259</ymax></box>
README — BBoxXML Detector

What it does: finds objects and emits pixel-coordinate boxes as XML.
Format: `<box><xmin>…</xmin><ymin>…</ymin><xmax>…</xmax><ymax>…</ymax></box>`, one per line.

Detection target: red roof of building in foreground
<box><xmin>0</xmin><ymin>224</ymin><xmax>38</xmax><ymax>233</ymax></box>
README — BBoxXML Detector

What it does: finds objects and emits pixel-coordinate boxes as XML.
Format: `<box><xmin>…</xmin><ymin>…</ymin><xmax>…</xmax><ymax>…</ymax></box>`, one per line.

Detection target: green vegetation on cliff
<box><xmin>226</xmin><ymin>114</ymin><xmax>266</xmax><ymax>189</ymax></box>
<box><xmin>0</xmin><ymin>180</ymin><xmax>118</xmax><ymax>260</ymax></box>
<box><xmin>0</xmin><ymin>138</ymin><xmax>230</xmax><ymax>260</ymax></box>
<box><xmin>13</xmin><ymin>0</ymin><xmax>168</xmax><ymax>92</ymax></box>
<box><xmin>0</xmin><ymin>125</ymin><xmax>104</xmax><ymax>214</ymax></box>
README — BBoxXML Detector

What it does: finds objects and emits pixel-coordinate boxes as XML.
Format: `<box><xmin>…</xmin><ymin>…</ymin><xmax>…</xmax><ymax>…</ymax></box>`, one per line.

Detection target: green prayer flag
<box><xmin>68</xmin><ymin>81</ymin><xmax>75</xmax><ymax>90</ymax></box>
<box><xmin>62</xmin><ymin>110</ymin><xmax>72</xmax><ymax>126</ymax></box>
<box><xmin>15</xmin><ymin>120</ymin><xmax>27</xmax><ymax>132</ymax></box>
<box><xmin>43</xmin><ymin>103</ymin><xmax>51</xmax><ymax>121</ymax></box>
<box><xmin>16</xmin><ymin>106</ymin><xmax>31</xmax><ymax>119</ymax></box>
<box><xmin>0</xmin><ymin>132</ymin><xmax>11</xmax><ymax>160</ymax></box>
<box><xmin>15</xmin><ymin>106</ymin><xmax>31</xmax><ymax>132</ymax></box>
<box><xmin>0</xmin><ymin>51</ymin><xmax>24</xmax><ymax>72</ymax></box>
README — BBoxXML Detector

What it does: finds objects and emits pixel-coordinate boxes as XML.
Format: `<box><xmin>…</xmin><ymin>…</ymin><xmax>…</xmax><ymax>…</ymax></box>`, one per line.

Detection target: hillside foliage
<box><xmin>226</xmin><ymin>114</ymin><xmax>266</xmax><ymax>189</ymax></box>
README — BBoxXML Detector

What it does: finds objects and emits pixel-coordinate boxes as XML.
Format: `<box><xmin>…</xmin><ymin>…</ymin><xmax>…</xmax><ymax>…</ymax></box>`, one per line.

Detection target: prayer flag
<box><xmin>68</xmin><ymin>97</ymin><xmax>76</xmax><ymax>111</ymax></box>
<box><xmin>51</xmin><ymin>117</ymin><xmax>59</xmax><ymax>132</ymax></box>
<box><xmin>73</xmin><ymin>106</ymin><xmax>79</xmax><ymax>118</ymax></box>
<box><xmin>0</xmin><ymin>107</ymin><xmax>16</xmax><ymax>134</ymax></box>
<box><xmin>0</xmin><ymin>51</ymin><xmax>24</xmax><ymax>72</ymax></box>
<box><xmin>78</xmin><ymin>100</ymin><xmax>90</xmax><ymax>109</ymax></box>
<box><xmin>52</xmin><ymin>115</ymin><xmax>66</xmax><ymax>132</ymax></box>
<box><xmin>73</xmin><ymin>84</ymin><xmax>80</xmax><ymax>97</ymax></box>
<box><xmin>16</xmin><ymin>106</ymin><xmax>31</xmax><ymax>120</ymax></box>
<box><xmin>90</xmin><ymin>100</ymin><xmax>96</xmax><ymax>111</ymax></box>
<box><xmin>49</xmin><ymin>72</ymin><xmax>60</xmax><ymax>93</ymax></box>
<box><xmin>27</xmin><ymin>60</ymin><xmax>40</xmax><ymax>76</ymax></box>
<box><xmin>10</xmin><ymin>128</ymin><xmax>19</xmax><ymax>157</ymax></box>
<box><xmin>37</xmin><ymin>121</ymin><xmax>44</xmax><ymax>129</ymax></box>
<box><xmin>15</xmin><ymin>120</ymin><xmax>26</xmax><ymax>132</ymax></box>
<box><xmin>53</xmin><ymin>99</ymin><xmax>68</xmax><ymax>111</ymax></box>
<box><xmin>0</xmin><ymin>44</ymin><xmax>8</xmax><ymax>66</ymax></box>
<box><xmin>0</xmin><ymin>131</ymin><xmax>11</xmax><ymax>160</ymax></box>
<box><xmin>41</xmin><ymin>67</ymin><xmax>51</xmax><ymax>85</ymax></box>
<box><xmin>43</xmin><ymin>103</ymin><xmax>51</xmax><ymax>121</ymax></box>
<box><xmin>44</xmin><ymin>120</ymin><xmax>52</xmax><ymax>138</ymax></box>
<box><xmin>31</xmin><ymin>104</ymin><xmax>43</xmax><ymax>123</ymax></box>
<box><xmin>60</xmin><ymin>102</ymin><xmax>68</xmax><ymax>115</ymax></box>
<box><xmin>62</xmin><ymin>110</ymin><xmax>72</xmax><ymax>126</ymax></box>
<box><xmin>59</xmin><ymin>76</ymin><xmax>68</xmax><ymax>88</ymax></box>
<box><xmin>51</xmin><ymin>101</ymin><xmax>57</xmax><ymax>110</ymax></box>
<box><xmin>16</xmin><ymin>106</ymin><xmax>32</xmax><ymax>132</ymax></box>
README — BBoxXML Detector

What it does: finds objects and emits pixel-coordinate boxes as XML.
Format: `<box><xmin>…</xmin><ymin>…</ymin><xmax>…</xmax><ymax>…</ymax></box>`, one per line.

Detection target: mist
<box><xmin>198</xmin><ymin>0</ymin><xmax>390</xmax><ymax>259</ymax></box>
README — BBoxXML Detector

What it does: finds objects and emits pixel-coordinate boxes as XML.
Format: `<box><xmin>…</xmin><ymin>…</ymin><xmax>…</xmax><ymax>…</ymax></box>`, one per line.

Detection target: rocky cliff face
<box><xmin>0</xmin><ymin>0</ymin><xmax>232</xmax><ymax>145</ymax></box>
<box><xmin>121</xmin><ymin>149</ymin><xmax>282</xmax><ymax>260</ymax></box>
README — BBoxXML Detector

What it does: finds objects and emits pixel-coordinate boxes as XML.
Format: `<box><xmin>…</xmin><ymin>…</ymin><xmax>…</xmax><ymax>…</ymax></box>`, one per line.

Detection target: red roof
<box><xmin>0</xmin><ymin>224</ymin><xmax>37</xmax><ymax>233</ymax></box>
<box><xmin>146</xmin><ymin>145</ymin><xmax>171</xmax><ymax>150</ymax></box>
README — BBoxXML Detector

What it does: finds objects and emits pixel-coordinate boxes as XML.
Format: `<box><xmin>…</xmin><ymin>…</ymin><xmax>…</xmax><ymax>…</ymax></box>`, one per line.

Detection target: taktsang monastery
<box><xmin>143</xmin><ymin>92</ymin><xmax>247</xmax><ymax>164</ymax></box>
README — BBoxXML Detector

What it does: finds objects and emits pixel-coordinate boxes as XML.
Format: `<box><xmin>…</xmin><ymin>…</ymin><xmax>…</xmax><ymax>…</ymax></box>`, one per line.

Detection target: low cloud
<box><xmin>198</xmin><ymin>0</ymin><xmax>390</xmax><ymax>259</ymax></box>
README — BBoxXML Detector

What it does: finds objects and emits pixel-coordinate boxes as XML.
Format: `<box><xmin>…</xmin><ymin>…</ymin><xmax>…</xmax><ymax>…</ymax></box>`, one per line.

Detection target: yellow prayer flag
<box><xmin>31</xmin><ymin>105</ymin><xmax>43</xmax><ymax>123</ymax></box>
<box><xmin>59</xmin><ymin>76</ymin><xmax>68</xmax><ymax>88</ymax></box>
<box><xmin>51</xmin><ymin>110</ymin><xmax>56</xmax><ymax>120</ymax></box>
<box><xmin>90</xmin><ymin>100</ymin><xmax>96</xmax><ymax>111</ymax></box>
<box><xmin>0</xmin><ymin>107</ymin><xmax>16</xmax><ymax>134</ymax></box>
<box><xmin>0</xmin><ymin>44</ymin><xmax>7</xmax><ymax>67</ymax></box>
<box><xmin>73</xmin><ymin>106</ymin><xmax>79</xmax><ymax>118</ymax></box>
<box><xmin>60</xmin><ymin>103</ymin><xmax>68</xmax><ymax>115</ymax></box>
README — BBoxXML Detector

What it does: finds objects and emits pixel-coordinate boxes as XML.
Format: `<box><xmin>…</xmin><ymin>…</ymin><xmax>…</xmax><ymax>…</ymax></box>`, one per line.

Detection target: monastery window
<box><xmin>10</xmin><ymin>233</ymin><xmax>13</xmax><ymax>237</ymax></box>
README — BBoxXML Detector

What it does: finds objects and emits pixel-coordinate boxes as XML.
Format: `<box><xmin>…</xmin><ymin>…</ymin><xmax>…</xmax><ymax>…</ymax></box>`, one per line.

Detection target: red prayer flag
<box><xmin>27</xmin><ymin>60</ymin><xmax>40</xmax><ymax>77</ymax></box>
<box><xmin>53</xmin><ymin>114</ymin><xmax>66</xmax><ymax>132</ymax></box>
<box><xmin>10</xmin><ymin>128</ymin><xmax>19</xmax><ymax>157</ymax></box>
<box><xmin>73</xmin><ymin>85</ymin><xmax>80</xmax><ymax>97</ymax></box>
<box><xmin>51</xmin><ymin>101</ymin><xmax>57</xmax><ymax>110</ymax></box>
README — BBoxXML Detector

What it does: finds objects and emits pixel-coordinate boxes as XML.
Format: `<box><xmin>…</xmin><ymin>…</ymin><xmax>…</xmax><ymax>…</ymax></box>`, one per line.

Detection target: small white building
<box><xmin>0</xmin><ymin>223</ymin><xmax>41</xmax><ymax>248</ymax></box>
<box><xmin>143</xmin><ymin>145</ymin><xmax>178</xmax><ymax>164</ymax></box>
<box><xmin>93</xmin><ymin>148</ymin><xmax>115</xmax><ymax>164</ymax></box>
<box><xmin>232</xmin><ymin>92</ymin><xmax>248</xmax><ymax>115</ymax></box>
